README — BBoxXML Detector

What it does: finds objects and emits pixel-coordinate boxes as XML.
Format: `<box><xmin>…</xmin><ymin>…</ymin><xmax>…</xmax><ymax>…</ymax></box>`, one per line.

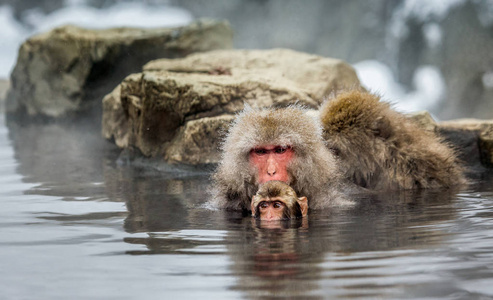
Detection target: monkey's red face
<box><xmin>249</xmin><ymin>145</ymin><xmax>294</xmax><ymax>184</ymax></box>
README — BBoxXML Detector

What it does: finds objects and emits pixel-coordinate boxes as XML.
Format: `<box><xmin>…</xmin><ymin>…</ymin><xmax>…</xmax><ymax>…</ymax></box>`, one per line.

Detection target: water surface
<box><xmin>1</xmin><ymin>114</ymin><xmax>493</xmax><ymax>299</ymax></box>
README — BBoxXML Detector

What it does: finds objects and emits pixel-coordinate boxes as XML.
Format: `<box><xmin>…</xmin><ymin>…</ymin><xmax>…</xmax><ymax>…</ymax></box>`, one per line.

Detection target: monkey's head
<box><xmin>212</xmin><ymin>105</ymin><xmax>341</xmax><ymax>211</ymax></box>
<box><xmin>251</xmin><ymin>181</ymin><xmax>308</xmax><ymax>221</ymax></box>
<box><xmin>321</xmin><ymin>90</ymin><xmax>394</xmax><ymax>142</ymax></box>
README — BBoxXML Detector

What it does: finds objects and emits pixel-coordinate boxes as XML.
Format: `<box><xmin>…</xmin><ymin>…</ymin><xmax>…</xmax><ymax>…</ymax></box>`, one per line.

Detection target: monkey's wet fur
<box><xmin>252</xmin><ymin>180</ymin><xmax>307</xmax><ymax>220</ymax></box>
<box><xmin>210</xmin><ymin>90</ymin><xmax>466</xmax><ymax>212</ymax></box>
<box><xmin>211</xmin><ymin>104</ymin><xmax>347</xmax><ymax>211</ymax></box>
<box><xmin>320</xmin><ymin>90</ymin><xmax>466</xmax><ymax>190</ymax></box>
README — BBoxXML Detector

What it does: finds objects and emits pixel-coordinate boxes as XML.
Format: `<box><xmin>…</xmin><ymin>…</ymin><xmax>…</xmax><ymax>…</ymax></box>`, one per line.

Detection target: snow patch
<box><xmin>388</xmin><ymin>0</ymin><xmax>466</xmax><ymax>50</ymax></box>
<box><xmin>0</xmin><ymin>6</ymin><xmax>30</xmax><ymax>78</ymax></box>
<box><xmin>482</xmin><ymin>72</ymin><xmax>493</xmax><ymax>89</ymax></box>
<box><xmin>23</xmin><ymin>2</ymin><xmax>192</xmax><ymax>32</ymax></box>
<box><xmin>0</xmin><ymin>2</ymin><xmax>192</xmax><ymax>79</ymax></box>
<box><xmin>423</xmin><ymin>22</ymin><xmax>442</xmax><ymax>49</ymax></box>
<box><xmin>399</xmin><ymin>0</ymin><xmax>466</xmax><ymax>21</ymax></box>
<box><xmin>354</xmin><ymin>60</ymin><xmax>445</xmax><ymax>114</ymax></box>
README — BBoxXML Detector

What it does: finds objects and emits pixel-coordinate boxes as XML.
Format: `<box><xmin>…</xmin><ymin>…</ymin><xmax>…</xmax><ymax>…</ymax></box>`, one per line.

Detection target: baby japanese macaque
<box><xmin>251</xmin><ymin>181</ymin><xmax>308</xmax><ymax>221</ymax></box>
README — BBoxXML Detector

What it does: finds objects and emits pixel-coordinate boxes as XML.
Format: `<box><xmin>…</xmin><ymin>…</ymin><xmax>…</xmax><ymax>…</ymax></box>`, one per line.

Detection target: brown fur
<box><xmin>211</xmin><ymin>105</ymin><xmax>346</xmax><ymax>211</ymax></box>
<box><xmin>252</xmin><ymin>181</ymin><xmax>302</xmax><ymax>219</ymax></box>
<box><xmin>320</xmin><ymin>90</ymin><xmax>466</xmax><ymax>190</ymax></box>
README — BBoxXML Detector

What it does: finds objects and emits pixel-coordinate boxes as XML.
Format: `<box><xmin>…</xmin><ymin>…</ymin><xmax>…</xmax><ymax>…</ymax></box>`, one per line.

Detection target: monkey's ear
<box><xmin>297</xmin><ymin>196</ymin><xmax>308</xmax><ymax>217</ymax></box>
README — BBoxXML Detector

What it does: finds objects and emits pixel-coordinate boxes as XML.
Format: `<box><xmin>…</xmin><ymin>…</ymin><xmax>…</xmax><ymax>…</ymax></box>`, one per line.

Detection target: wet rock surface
<box><xmin>143</xmin><ymin>48</ymin><xmax>360</xmax><ymax>101</ymax></box>
<box><xmin>410</xmin><ymin>112</ymin><xmax>493</xmax><ymax>172</ymax></box>
<box><xmin>6</xmin><ymin>20</ymin><xmax>233</xmax><ymax>119</ymax></box>
<box><xmin>102</xmin><ymin>48</ymin><xmax>361</xmax><ymax>164</ymax></box>
<box><xmin>439</xmin><ymin>119</ymin><xmax>493</xmax><ymax>171</ymax></box>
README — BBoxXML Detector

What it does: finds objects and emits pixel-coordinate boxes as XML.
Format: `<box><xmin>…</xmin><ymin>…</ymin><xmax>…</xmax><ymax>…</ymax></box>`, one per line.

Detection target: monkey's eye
<box><xmin>273</xmin><ymin>201</ymin><xmax>284</xmax><ymax>209</ymax></box>
<box><xmin>274</xmin><ymin>146</ymin><xmax>290</xmax><ymax>154</ymax></box>
<box><xmin>253</xmin><ymin>148</ymin><xmax>268</xmax><ymax>155</ymax></box>
<box><xmin>259</xmin><ymin>201</ymin><xmax>269</xmax><ymax>209</ymax></box>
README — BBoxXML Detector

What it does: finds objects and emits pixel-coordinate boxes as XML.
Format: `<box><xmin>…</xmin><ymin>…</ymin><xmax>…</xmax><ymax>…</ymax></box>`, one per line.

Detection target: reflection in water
<box><xmin>6</xmin><ymin>119</ymin><xmax>116</xmax><ymax>200</ymax></box>
<box><xmin>220</xmin><ymin>190</ymin><xmax>459</xmax><ymax>299</ymax></box>
<box><xmin>3</xmin><ymin>117</ymin><xmax>493</xmax><ymax>299</ymax></box>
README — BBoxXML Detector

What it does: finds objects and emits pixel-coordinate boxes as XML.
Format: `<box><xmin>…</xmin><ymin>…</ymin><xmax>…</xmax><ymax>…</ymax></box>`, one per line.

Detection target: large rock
<box><xmin>102</xmin><ymin>49</ymin><xmax>361</xmax><ymax>165</ymax></box>
<box><xmin>408</xmin><ymin>111</ymin><xmax>438</xmax><ymax>133</ymax></box>
<box><xmin>403</xmin><ymin>112</ymin><xmax>493</xmax><ymax>172</ymax></box>
<box><xmin>439</xmin><ymin>119</ymin><xmax>493</xmax><ymax>170</ymax></box>
<box><xmin>144</xmin><ymin>48</ymin><xmax>360</xmax><ymax>101</ymax></box>
<box><xmin>164</xmin><ymin>115</ymin><xmax>235</xmax><ymax>165</ymax></box>
<box><xmin>6</xmin><ymin>19</ymin><xmax>233</xmax><ymax>119</ymax></box>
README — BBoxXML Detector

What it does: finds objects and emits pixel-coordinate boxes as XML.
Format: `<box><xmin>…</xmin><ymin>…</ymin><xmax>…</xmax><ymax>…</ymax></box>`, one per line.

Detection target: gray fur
<box><xmin>210</xmin><ymin>105</ymin><xmax>348</xmax><ymax>211</ymax></box>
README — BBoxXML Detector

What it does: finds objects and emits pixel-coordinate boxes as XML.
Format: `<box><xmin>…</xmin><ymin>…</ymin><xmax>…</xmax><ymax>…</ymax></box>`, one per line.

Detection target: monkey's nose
<box><xmin>263</xmin><ymin>210</ymin><xmax>276</xmax><ymax>221</ymax></box>
<box><xmin>267</xmin><ymin>160</ymin><xmax>277</xmax><ymax>176</ymax></box>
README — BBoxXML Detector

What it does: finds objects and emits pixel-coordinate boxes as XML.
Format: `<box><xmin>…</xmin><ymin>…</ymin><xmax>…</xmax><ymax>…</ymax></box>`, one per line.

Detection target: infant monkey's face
<box><xmin>251</xmin><ymin>181</ymin><xmax>308</xmax><ymax>221</ymax></box>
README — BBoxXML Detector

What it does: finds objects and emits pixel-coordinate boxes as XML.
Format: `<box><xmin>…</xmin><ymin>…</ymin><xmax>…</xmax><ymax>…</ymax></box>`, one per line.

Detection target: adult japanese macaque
<box><xmin>251</xmin><ymin>181</ymin><xmax>308</xmax><ymax>221</ymax></box>
<box><xmin>320</xmin><ymin>90</ymin><xmax>466</xmax><ymax>190</ymax></box>
<box><xmin>211</xmin><ymin>105</ymin><xmax>348</xmax><ymax>212</ymax></box>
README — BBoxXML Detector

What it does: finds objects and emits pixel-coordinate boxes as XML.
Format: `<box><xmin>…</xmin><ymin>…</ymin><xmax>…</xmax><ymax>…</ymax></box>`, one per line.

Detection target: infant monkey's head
<box><xmin>251</xmin><ymin>180</ymin><xmax>308</xmax><ymax>221</ymax></box>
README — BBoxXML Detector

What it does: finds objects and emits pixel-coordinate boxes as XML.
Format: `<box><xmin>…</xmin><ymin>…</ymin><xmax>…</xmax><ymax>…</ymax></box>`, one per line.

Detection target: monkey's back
<box><xmin>320</xmin><ymin>90</ymin><xmax>466</xmax><ymax>190</ymax></box>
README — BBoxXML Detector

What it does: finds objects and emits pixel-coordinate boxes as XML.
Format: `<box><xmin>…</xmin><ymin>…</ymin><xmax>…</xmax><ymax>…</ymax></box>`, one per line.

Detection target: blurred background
<box><xmin>1</xmin><ymin>0</ymin><xmax>492</xmax><ymax>120</ymax></box>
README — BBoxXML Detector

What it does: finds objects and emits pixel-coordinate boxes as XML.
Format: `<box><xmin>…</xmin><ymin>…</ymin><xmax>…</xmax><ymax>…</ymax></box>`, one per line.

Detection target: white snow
<box><xmin>388</xmin><ymin>0</ymin><xmax>466</xmax><ymax>50</ymax></box>
<box><xmin>423</xmin><ymin>22</ymin><xmax>442</xmax><ymax>49</ymax></box>
<box><xmin>0</xmin><ymin>2</ymin><xmax>192</xmax><ymax>78</ymax></box>
<box><xmin>0</xmin><ymin>1</ymin><xmax>452</xmax><ymax>113</ymax></box>
<box><xmin>354</xmin><ymin>60</ymin><xmax>445</xmax><ymax>113</ymax></box>
<box><xmin>482</xmin><ymin>72</ymin><xmax>493</xmax><ymax>89</ymax></box>
<box><xmin>399</xmin><ymin>0</ymin><xmax>466</xmax><ymax>21</ymax></box>
<box><xmin>0</xmin><ymin>6</ymin><xmax>30</xmax><ymax>78</ymax></box>
<box><xmin>23</xmin><ymin>2</ymin><xmax>192</xmax><ymax>32</ymax></box>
